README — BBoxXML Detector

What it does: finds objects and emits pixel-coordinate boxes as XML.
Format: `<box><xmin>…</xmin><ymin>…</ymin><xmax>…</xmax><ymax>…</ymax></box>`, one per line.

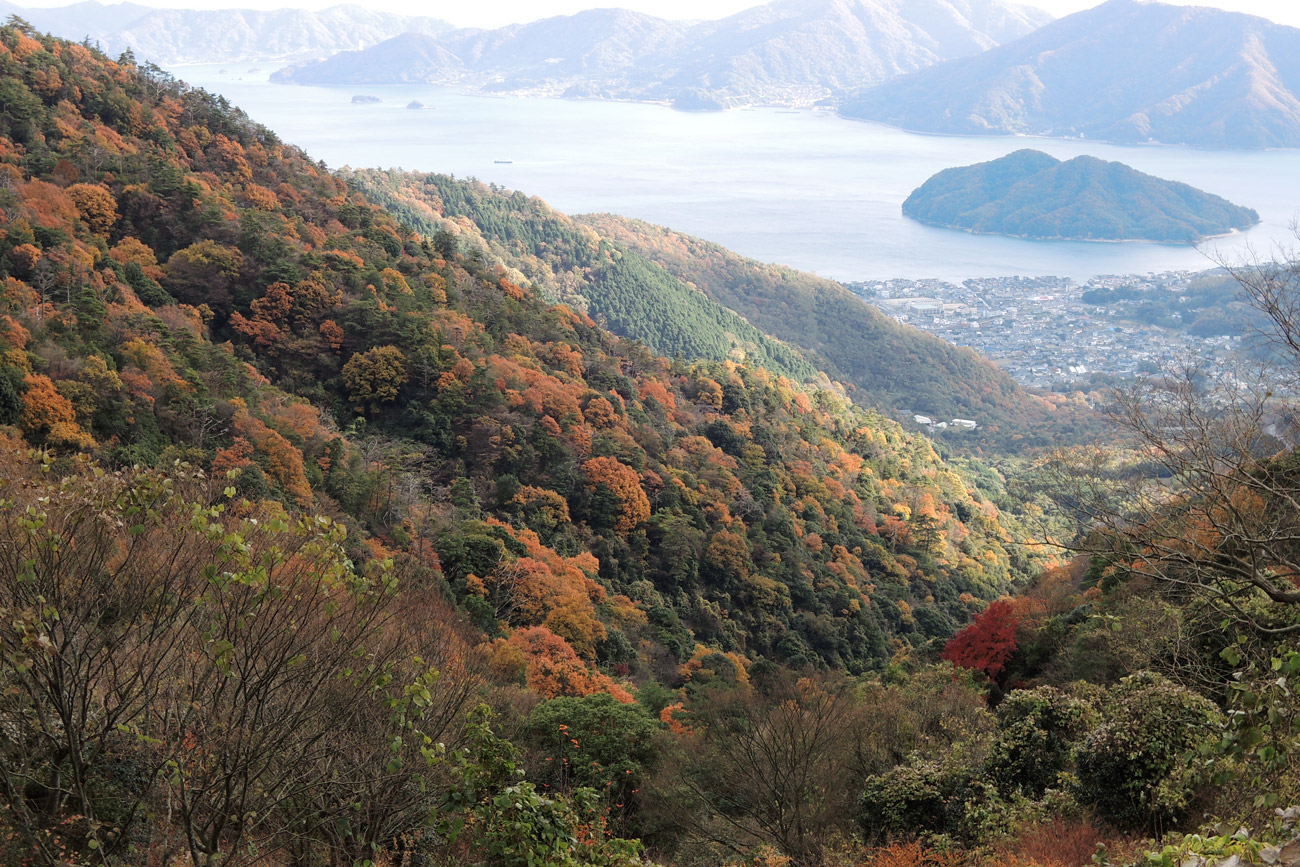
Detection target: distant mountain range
<box><xmin>272</xmin><ymin>0</ymin><xmax>1052</xmax><ymax>109</ymax></box>
<box><xmin>840</xmin><ymin>0</ymin><xmax>1300</xmax><ymax>148</ymax></box>
<box><xmin>10</xmin><ymin>0</ymin><xmax>1300</xmax><ymax>149</ymax></box>
<box><xmin>0</xmin><ymin>2</ymin><xmax>452</xmax><ymax>64</ymax></box>
<box><xmin>902</xmin><ymin>149</ymin><xmax>1260</xmax><ymax>242</ymax></box>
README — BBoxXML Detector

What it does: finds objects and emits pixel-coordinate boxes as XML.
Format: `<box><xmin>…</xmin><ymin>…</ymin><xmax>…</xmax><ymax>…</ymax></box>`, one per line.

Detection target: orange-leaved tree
<box><xmin>582</xmin><ymin>456</ymin><xmax>649</xmax><ymax>533</ymax></box>
<box><xmin>941</xmin><ymin>599</ymin><xmax>1020</xmax><ymax>685</ymax></box>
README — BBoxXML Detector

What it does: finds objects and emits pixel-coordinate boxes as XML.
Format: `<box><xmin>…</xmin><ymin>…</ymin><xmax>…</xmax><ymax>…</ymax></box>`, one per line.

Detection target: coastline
<box><xmin>902</xmin><ymin>216</ymin><xmax>1257</xmax><ymax>247</ymax></box>
<box><xmin>260</xmin><ymin>68</ymin><xmax>1300</xmax><ymax>151</ymax></box>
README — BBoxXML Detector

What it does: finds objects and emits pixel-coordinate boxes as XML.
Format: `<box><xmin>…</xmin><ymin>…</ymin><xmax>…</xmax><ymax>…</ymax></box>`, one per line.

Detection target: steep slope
<box><xmin>840</xmin><ymin>0</ymin><xmax>1300</xmax><ymax>148</ymax></box>
<box><xmin>903</xmin><ymin>149</ymin><xmax>1260</xmax><ymax>242</ymax></box>
<box><xmin>342</xmin><ymin>169</ymin><xmax>1098</xmax><ymax>451</ymax></box>
<box><xmin>0</xmin><ymin>22</ymin><xmax>1047</xmax><ymax>685</ymax></box>
<box><xmin>1</xmin><ymin>1</ymin><xmax>452</xmax><ymax>64</ymax></box>
<box><xmin>337</xmin><ymin>169</ymin><xmax>820</xmax><ymax>384</ymax></box>
<box><xmin>578</xmin><ymin>213</ymin><xmax>1104</xmax><ymax>448</ymax></box>
<box><xmin>273</xmin><ymin>0</ymin><xmax>1051</xmax><ymax>108</ymax></box>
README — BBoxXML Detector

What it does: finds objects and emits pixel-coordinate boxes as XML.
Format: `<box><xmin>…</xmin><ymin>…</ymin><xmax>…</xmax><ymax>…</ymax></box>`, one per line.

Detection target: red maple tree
<box><xmin>941</xmin><ymin>599</ymin><xmax>1020</xmax><ymax>681</ymax></box>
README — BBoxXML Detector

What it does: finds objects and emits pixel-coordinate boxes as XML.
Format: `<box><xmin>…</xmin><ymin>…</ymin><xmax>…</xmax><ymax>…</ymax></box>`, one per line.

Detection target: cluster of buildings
<box><xmin>847</xmin><ymin>271</ymin><xmax>1243</xmax><ymax>393</ymax></box>
<box><xmin>912</xmin><ymin>415</ymin><xmax>978</xmax><ymax>433</ymax></box>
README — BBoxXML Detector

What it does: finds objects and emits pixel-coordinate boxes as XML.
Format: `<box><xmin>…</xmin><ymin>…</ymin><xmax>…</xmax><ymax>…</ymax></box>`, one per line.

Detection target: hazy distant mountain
<box><xmin>0</xmin><ymin>1</ymin><xmax>153</xmax><ymax>38</ymax></box>
<box><xmin>902</xmin><ymin>149</ymin><xmax>1260</xmax><ymax>242</ymax></box>
<box><xmin>0</xmin><ymin>2</ymin><xmax>452</xmax><ymax>65</ymax></box>
<box><xmin>841</xmin><ymin>0</ymin><xmax>1300</xmax><ymax>148</ymax></box>
<box><xmin>663</xmin><ymin>0</ymin><xmax>1052</xmax><ymax>104</ymax></box>
<box><xmin>272</xmin><ymin>0</ymin><xmax>1051</xmax><ymax>108</ymax></box>
<box><xmin>272</xmin><ymin>9</ymin><xmax>688</xmax><ymax>89</ymax></box>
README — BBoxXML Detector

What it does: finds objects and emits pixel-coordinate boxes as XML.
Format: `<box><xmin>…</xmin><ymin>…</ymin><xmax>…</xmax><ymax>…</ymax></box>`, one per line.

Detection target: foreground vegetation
<box><xmin>0</xmin><ymin>19</ymin><xmax>1298</xmax><ymax>867</ymax></box>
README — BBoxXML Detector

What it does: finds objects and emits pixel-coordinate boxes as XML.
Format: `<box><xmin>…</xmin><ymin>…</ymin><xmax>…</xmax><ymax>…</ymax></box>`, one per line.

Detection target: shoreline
<box><xmin>253</xmin><ymin>66</ymin><xmax>1299</xmax><ymax>151</ymax></box>
<box><xmin>903</xmin><ymin>218</ymin><xmax>1256</xmax><ymax>247</ymax></box>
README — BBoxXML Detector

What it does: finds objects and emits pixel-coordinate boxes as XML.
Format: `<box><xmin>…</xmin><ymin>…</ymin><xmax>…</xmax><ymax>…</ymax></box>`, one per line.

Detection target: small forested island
<box><xmin>350</xmin><ymin>93</ymin><xmax>381</xmax><ymax>103</ymax></box>
<box><xmin>902</xmin><ymin>149</ymin><xmax>1259</xmax><ymax>243</ymax></box>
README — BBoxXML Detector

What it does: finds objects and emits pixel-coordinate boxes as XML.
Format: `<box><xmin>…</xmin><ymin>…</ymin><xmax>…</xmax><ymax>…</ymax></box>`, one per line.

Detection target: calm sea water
<box><xmin>178</xmin><ymin>63</ymin><xmax>1300</xmax><ymax>283</ymax></box>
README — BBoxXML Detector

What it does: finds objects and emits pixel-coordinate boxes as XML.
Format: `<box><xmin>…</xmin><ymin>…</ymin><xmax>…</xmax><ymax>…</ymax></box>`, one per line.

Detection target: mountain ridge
<box><xmin>0</xmin><ymin>1</ymin><xmax>454</xmax><ymax>64</ymax></box>
<box><xmin>271</xmin><ymin>0</ymin><xmax>1051</xmax><ymax>109</ymax></box>
<box><xmin>839</xmin><ymin>0</ymin><xmax>1300</xmax><ymax>148</ymax></box>
<box><xmin>341</xmin><ymin>168</ymin><xmax>1101</xmax><ymax>451</ymax></box>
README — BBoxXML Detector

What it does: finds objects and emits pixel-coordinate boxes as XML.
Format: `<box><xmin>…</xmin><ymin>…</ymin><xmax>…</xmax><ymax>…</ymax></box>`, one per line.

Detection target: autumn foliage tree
<box><xmin>164</xmin><ymin>240</ymin><xmax>243</xmax><ymax>309</ymax></box>
<box><xmin>942</xmin><ymin>599</ymin><xmax>1021</xmax><ymax>686</ymax></box>
<box><xmin>65</xmin><ymin>182</ymin><xmax>117</xmax><ymax>234</ymax></box>
<box><xmin>505</xmin><ymin>626</ymin><xmax>633</xmax><ymax>703</ymax></box>
<box><xmin>343</xmin><ymin>344</ymin><xmax>408</xmax><ymax>413</ymax></box>
<box><xmin>19</xmin><ymin>372</ymin><xmax>93</xmax><ymax>448</ymax></box>
<box><xmin>582</xmin><ymin>456</ymin><xmax>650</xmax><ymax>533</ymax></box>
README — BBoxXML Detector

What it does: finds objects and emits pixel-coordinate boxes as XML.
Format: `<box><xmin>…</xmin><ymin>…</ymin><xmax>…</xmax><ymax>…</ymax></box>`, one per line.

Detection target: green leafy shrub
<box><xmin>446</xmin><ymin>706</ymin><xmax>643</xmax><ymax>867</ymax></box>
<box><xmin>1075</xmin><ymin>672</ymin><xmax>1223</xmax><ymax>832</ymax></box>
<box><xmin>988</xmin><ymin>686</ymin><xmax>1099</xmax><ymax>798</ymax></box>
<box><xmin>858</xmin><ymin>754</ymin><xmax>976</xmax><ymax>840</ymax></box>
<box><xmin>523</xmin><ymin>692</ymin><xmax>663</xmax><ymax>835</ymax></box>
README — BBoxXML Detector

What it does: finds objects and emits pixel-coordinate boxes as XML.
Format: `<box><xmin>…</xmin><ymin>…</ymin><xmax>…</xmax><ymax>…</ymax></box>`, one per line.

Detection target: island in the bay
<box><xmin>902</xmin><ymin>149</ymin><xmax>1259</xmax><ymax>243</ymax></box>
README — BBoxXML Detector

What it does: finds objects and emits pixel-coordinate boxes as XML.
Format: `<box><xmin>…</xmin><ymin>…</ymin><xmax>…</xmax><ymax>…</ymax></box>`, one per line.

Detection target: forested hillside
<box><xmin>577</xmin><ymin>212</ymin><xmax>1102</xmax><ymax>447</ymax></box>
<box><xmin>345</xmin><ymin>168</ymin><xmax>1099</xmax><ymax>450</ymax></box>
<box><xmin>338</xmin><ymin>167</ymin><xmax>823</xmax><ymax>384</ymax></box>
<box><xmin>0</xmin><ymin>22</ymin><xmax>1068</xmax><ymax>866</ymax></box>
<box><xmin>3</xmin><ymin>21</ymin><xmax>1298</xmax><ymax>867</ymax></box>
<box><xmin>0</xmin><ymin>17</ymin><xmax>1047</xmax><ymax>675</ymax></box>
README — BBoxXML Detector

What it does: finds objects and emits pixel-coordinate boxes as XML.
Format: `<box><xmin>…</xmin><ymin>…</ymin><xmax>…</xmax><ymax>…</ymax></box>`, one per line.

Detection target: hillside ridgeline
<box><xmin>0</xmin><ymin>0</ymin><xmax>453</xmax><ymax>64</ymax></box>
<box><xmin>840</xmin><ymin>0</ymin><xmax>1300</xmax><ymax>148</ymax></box>
<box><xmin>272</xmin><ymin>0</ymin><xmax>1050</xmax><ymax>109</ymax></box>
<box><xmin>345</xmin><ymin>168</ymin><xmax>1099</xmax><ymax>450</ymax></box>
